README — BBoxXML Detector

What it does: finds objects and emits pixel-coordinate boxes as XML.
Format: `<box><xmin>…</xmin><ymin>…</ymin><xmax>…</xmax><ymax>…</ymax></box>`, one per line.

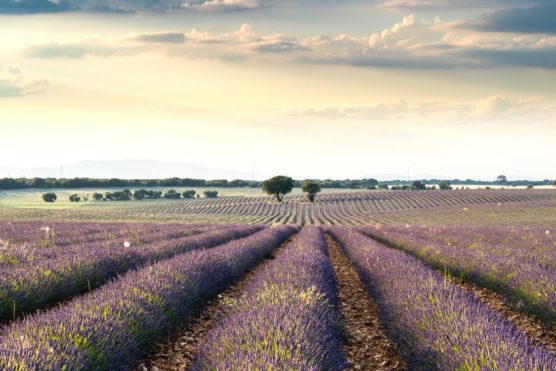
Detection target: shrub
<box><xmin>378</xmin><ymin>184</ymin><xmax>389</xmax><ymax>190</ymax></box>
<box><xmin>182</xmin><ymin>190</ymin><xmax>196</xmax><ymax>199</ymax></box>
<box><xmin>164</xmin><ymin>189</ymin><xmax>181</xmax><ymax>199</ymax></box>
<box><xmin>92</xmin><ymin>193</ymin><xmax>103</xmax><ymax>201</ymax></box>
<box><xmin>411</xmin><ymin>181</ymin><xmax>427</xmax><ymax>191</ymax></box>
<box><xmin>42</xmin><ymin>193</ymin><xmax>57</xmax><ymax>203</ymax></box>
<box><xmin>69</xmin><ymin>194</ymin><xmax>81</xmax><ymax>202</ymax></box>
<box><xmin>203</xmin><ymin>191</ymin><xmax>219</xmax><ymax>198</ymax></box>
<box><xmin>105</xmin><ymin>191</ymin><xmax>131</xmax><ymax>201</ymax></box>
<box><xmin>439</xmin><ymin>180</ymin><xmax>451</xmax><ymax>190</ymax></box>
<box><xmin>133</xmin><ymin>189</ymin><xmax>146</xmax><ymax>200</ymax></box>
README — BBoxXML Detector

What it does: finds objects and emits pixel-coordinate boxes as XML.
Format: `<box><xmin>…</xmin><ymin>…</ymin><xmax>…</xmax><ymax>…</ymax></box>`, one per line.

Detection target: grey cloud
<box><xmin>468</xmin><ymin>2</ymin><xmax>556</xmax><ymax>35</ymax></box>
<box><xmin>0</xmin><ymin>0</ymin><xmax>72</xmax><ymax>15</ymax></box>
<box><xmin>26</xmin><ymin>43</ymin><xmax>120</xmax><ymax>58</ymax></box>
<box><xmin>462</xmin><ymin>48</ymin><xmax>556</xmax><ymax>69</ymax></box>
<box><xmin>133</xmin><ymin>32</ymin><xmax>187</xmax><ymax>44</ymax></box>
<box><xmin>0</xmin><ymin>0</ymin><xmax>265</xmax><ymax>14</ymax></box>
<box><xmin>252</xmin><ymin>41</ymin><xmax>306</xmax><ymax>53</ymax></box>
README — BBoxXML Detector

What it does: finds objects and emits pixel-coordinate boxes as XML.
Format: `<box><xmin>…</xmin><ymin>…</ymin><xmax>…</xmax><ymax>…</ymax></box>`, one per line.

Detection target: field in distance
<box><xmin>1</xmin><ymin>188</ymin><xmax>554</xmax><ymax>227</ymax></box>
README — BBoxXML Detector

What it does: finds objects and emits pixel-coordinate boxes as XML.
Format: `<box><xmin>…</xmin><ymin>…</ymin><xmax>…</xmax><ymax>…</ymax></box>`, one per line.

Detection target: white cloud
<box><xmin>0</xmin><ymin>64</ymin><xmax>48</xmax><ymax>97</ymax></box>
<box><xmin>286</xmin><ymin>95</ymin><xmax>555</xmax><ymax>123</ymax></box>
<box><xmin>25</xmin><ymin>17</ymin><xmax>556</xmax><ymax>69</ymax></box>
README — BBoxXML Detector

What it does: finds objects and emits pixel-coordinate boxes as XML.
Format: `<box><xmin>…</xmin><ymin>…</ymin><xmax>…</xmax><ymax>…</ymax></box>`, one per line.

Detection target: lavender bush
<box><xmin>0</xmin><ymin>222</ymin><xmax>211</xmax><ymax>268</ymax></box>
<box><xmin>363</xmin><ymin>226</ymin><xmax>556</xmax><ymax>323</ymax></box>
<box><xmin>0</xmin><ymin>224</ymin><xmax>263</xmax><ymax>322</ymax></box>
<box><xmin>330</xmin><ymin>227</ymin><xmax>556</xmax><ymax>370</ymax></box>
<box><xmin>193</xmin><ymin>226</ymin><xmax>347</xmax><ymax>370</ymax></box>
<box><xmin>0</xmin><ymin>225</ymin><xmax>296</xmax><ymax>370</ymax></box>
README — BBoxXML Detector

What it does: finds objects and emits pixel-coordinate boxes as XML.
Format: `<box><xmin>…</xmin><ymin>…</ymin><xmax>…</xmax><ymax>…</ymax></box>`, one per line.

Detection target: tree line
<box><xmin>2</xmin><ymin>176</ymin><xmax>553</xmax><ymax>191</ymax></box>
<box><xmin>43</xmin><ymin>189</ymin><xmax>218</xmax><ymax>203</ymax></box>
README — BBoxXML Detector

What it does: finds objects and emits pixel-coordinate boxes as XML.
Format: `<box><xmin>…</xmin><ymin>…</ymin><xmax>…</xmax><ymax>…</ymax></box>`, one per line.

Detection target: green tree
<box><xmin>133</xmin><ymin>189</ymin><xmax>146</xmax><ymax>200</ymax></box>
<box><xmin>69</xmin><ymin>194</ymin><xmax>81</xmax><ymax>202</ymax></box>
<box><xmin>438</xmin><ymin>180</ymin><xmax>451</xmax><ymax>190</ymax></box>
<box><xmin>164</xmin><ymin>189</ymin><xmax>181</xmax><ymax>199</ymax></box>
<box><xmin>203</xmin><ymin>191</ymin><xmax>219</xmax><ymax>198</ymax></box>
<box><xmin>411</xmin><ymin>181</ymin><xmax>426</xmax><ymax>190</ymax></box>
<box><xmin>92</xmin><ymin>192</ymin><xmax>104</xmax><ymax>201</ymax></box>
<box><xmin>497</xmin><ymin>175</ymin><xmax>507</xmax><ymax>183</ymax></box>
<box><xmin>378</xmin><ymin>184</ymin><xmax>389</xmax><ymax>190</ymax></box>
<box><xmin>182</xmin><ymin>190</ymin><xmax>196</xmax><ymax>198</ymax></box>
<box><xmin>262</xmin><ymin>176</ymin><xmax>294</xmax><ymax>202</ymax></box>
<box><xmin>301</xmin><ymin>180</ymin><xmax>321</xmax><ymax>202</ymax></box>
<box><xmin>42</xmin><ymin>193</ymin><xmax>57</xmax><ymax>203</ymax></box>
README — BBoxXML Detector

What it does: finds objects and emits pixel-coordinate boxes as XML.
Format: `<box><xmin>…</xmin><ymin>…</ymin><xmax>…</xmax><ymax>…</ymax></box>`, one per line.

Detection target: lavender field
<box><xmin>0</xmin><ymin>202</ymin><xmax>554</xmax><ymax>371</ymax></box>
<box><xmin>2</xmin><ymin>189</ymin><xmax>555</xmax><ymax>227</ymax></box>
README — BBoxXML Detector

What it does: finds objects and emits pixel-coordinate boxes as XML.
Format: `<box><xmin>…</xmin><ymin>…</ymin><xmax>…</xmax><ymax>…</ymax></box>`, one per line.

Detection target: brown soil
<box><xmin>448</xmin><ymin>276</ymin><xmax>556</xmax><ymax>355</ymax></box>
<box><xmin>137</xmin><ymin>240</ymin><xmax>289</xmax><ymax>371</ymax></box>
<box><xmin>325</xmin><ymin>234</ymin><xmax>406</xmax><ymax>370</ymax></box>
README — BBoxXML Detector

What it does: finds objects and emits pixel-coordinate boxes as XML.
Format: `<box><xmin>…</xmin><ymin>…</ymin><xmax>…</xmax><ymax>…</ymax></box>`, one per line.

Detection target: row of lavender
<box><xmin>330</xmin><ymin>227</ymin><xmax>556</xmax><ymax>369</ymax></box>
<box><xmin>0</xmin><ymin>221</ymin><xmax>183</xmax><ymax>246</ymax></box>
<box><xmin>364</xmin><ymin>226</ymin><xmax>556</xmax><ymax>323</ymax></box>
<box><xmin>0</xmin><ymin>226</ymin><xmax>296</xmax><ymax>370</ymax></box>
<box><xmin>193</xmin><ymin>227</ymin><xmax>347</xmax><ymax>369</ymax></box>
<box><xmin>0</xmin><ymin>224</ymin><xmax>263</xmax><ymax>322</ymax></box>
<box><xmin>0</xmin><ymin>223</ymin><xmax>211</xmax><ymax>268</ymax></box>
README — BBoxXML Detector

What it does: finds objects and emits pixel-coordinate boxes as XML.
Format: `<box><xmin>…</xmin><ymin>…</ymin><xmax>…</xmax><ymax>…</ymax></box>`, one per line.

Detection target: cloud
<box><xmin>181</xmin><ymin>0</ymin><xmax>259</xmax><ymax>12</ymax></box>
<box><xmin>26</xmin><ymin>42</ymin><xmax>118</xmax><ymax>58</ymax></box>
<box><xmin>466</xmin><ymin>2</ymin><xmax>556</xmax><ymax>35</ymax></box>
<box><xmin>0</xmin><ymin>0</ymin><xmax>71</xmax><ymax>14</ymax></box>
<box><xmin>286</xmin><ymin>95</ymin><xmax>555</xmax><ymax>123</ymax></box>
<box><xmin>0</xmin><ymin>0</ymin><xmax>264</xmax><ymax>14</ymax></box>
<box><xmin>25</xmin><ymin>18</ymin><xmax>556</xmax><ymax>70</ymax></box>
<box><xmin>375</xmin><ymin>0</ymin><xmax>528</xmax><ymax>10</ymax></box>
<box><xmin>0</xmin><ymin>64</ymin><xmax>48</xmax><ymax>97</ymax></box>
<box><xmin>132</xmin><ymin>32</ymin><xmax>187</xmax><ymax>44</ymax></box>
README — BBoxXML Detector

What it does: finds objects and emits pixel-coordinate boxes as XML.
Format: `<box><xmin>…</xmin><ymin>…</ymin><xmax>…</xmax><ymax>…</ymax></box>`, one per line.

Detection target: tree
<box><xmin>411</xmin><ymin>181</ymin><xmax>426</xmax><ymax>190</ymax></box>
<box><xmin>133</xmin><ymin>189</ymin><xmax>146</xmax><ymax>200</ymax></box>
<box><xmin>262</xmin><ymin>176</ymin><xmax>293</xmax><ymax>202</ymax></box>
<box><xmin>69</xmin><ymin>194</ymin><xmax>81</xmax><ymax>202</ymax></box>
<box><xmin>92</xmin><ymin>192</ymin><xmax>104</xmax><ymax>201</ymax></box>
<box><xmin>301</xmin><ymin>180</ymin><xmax>321</xmax><ymax>202</ymax></box>
<box><xmin>182</xmin><ymin>190</ymin><xmax>196</xmax><ymax>198</ymax></box>
<box><xmin>497</xmin><ymin>175</ymin><xmax>507</xmax><ymax>183</ymax></box>
<box><xmin>378</xmin><ymin>184</ymin><xmax>389</xmax><ymax>190</ymax></box>
<box><xmin>105</xmin><ymin>191</ymin><xmax>131</xmax><ymax>201</ymax></box>
<box><xmin>164</xmin><ymin>189</ymin><xmax>182</xmax><ymax>199</ymax></box>
<box><xmin>439</xmin><ymin>180</ymin><xmax>451</xmax><ymax>190</ymax></box>
<box><xmin>42</xmin><ymin>193</ymin><xmax>57</xmax><ymax>203</ymax></box>
<box><xmin>203</xmin><ymin>191</ymin><xmax>219</xmax><ymax>198</ymax></box>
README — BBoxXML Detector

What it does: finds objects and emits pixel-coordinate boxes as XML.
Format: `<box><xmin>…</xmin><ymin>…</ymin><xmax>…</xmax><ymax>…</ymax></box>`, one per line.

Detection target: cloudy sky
<box><xmin>1</xmin><ymin>0</ymin><xmax>555</xmax><ymax>180</ymax></box>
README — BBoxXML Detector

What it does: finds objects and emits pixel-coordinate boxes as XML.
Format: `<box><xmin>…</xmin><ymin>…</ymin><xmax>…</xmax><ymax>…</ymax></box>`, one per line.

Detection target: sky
<box><xmin>0</xmin><ymin>0</ymin><xmax>555</xmax><ymax>180</ymax></box>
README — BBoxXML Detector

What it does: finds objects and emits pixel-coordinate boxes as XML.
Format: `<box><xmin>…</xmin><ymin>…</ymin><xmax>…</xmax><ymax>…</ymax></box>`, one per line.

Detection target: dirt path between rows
<box><xmin>448</xmin><ymin>276</ymin><xmax>556</xmax><ymax>355</ymax></box>
<box><xmin>325</xmin><ymin>234</ymin><xmax>406</xmax><ymax>370</ymax></box>
<box><xmin>137</xmin><ymin>237</ymin><xmax>292</xmax><ymax>371</ymax></box>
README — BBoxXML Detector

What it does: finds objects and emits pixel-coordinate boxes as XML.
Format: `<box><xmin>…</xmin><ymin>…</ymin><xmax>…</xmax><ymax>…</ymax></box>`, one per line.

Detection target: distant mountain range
<box><xmin>0</xmin><ymin>159</ymin><xmax>546</xmax><ymax>181</ymax></box>
<box><xmin>0</xmin><ymin>159</ymin><xmax>267</xmax><ymax>180</ymax></box>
